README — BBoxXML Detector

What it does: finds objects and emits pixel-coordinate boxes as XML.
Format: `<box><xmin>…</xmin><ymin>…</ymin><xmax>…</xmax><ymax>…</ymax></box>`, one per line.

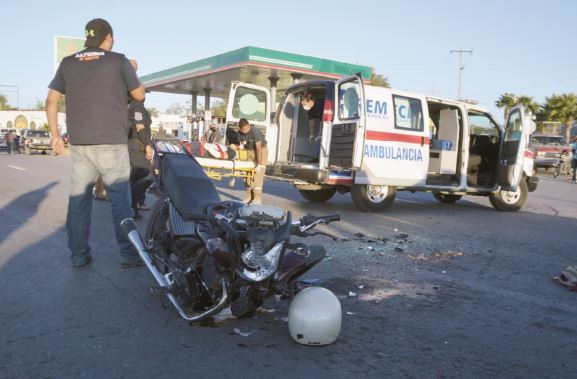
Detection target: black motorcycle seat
<box><xmin>161</xmin><ymin>154</ymin><xmax>220</xmax><ymax>218</ymax></box>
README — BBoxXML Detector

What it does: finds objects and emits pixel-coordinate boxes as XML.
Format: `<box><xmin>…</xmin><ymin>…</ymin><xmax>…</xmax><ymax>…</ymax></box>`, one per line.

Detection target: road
<box><xmin>1</xmin><ymin>152</ymin><xmax>576</xmax><ymax>378</ymax></box>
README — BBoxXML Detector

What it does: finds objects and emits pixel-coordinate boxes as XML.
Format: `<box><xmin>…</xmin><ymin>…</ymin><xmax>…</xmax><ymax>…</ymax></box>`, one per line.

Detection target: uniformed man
<box><xmin>237</xmin><ymin>118</ymin><xmax>267</xmax><ymax>204</ymax></box>
<box><xmin>128</xmin><ymin>98</ymin><xmax>153</xmax><ymax>219</ymax></box>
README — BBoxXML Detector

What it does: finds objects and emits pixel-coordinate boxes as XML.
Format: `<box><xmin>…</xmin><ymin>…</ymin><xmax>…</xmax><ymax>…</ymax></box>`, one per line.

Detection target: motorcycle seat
<box><xmin>161</xmin><ymin>154</ymin><xmax>220</xmax><ymax>219</ymax></box>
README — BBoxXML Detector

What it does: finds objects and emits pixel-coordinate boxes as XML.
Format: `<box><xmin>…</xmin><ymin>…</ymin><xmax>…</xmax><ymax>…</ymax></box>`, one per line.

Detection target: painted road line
<box><xmin>7</xmin><ymin>165</ymin><xmax>27</xmax><ymax>171</ymax></box>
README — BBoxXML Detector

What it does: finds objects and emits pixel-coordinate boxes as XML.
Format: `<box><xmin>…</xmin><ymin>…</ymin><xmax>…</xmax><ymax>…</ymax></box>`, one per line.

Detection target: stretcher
<box><xmin>154</xmin><ymin>139</ymin><xmax>256</xmax><ymax>182</ymax></box>
<box><xmin>195</xmin><ymin>157</ymin><xmax>256</xmax><ymax>182</ymax></box>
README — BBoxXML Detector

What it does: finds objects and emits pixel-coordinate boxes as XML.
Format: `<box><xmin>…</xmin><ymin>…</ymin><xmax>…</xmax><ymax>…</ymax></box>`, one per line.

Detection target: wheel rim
<box><xmin>366</xmin><ymin>185</ymin><xmax>388</xmax><ymax>203</ymax></box>
<box><xmin>501</xmin><ymin>187</ymin><xmax>520</xmax><ymax>204</ymax></box>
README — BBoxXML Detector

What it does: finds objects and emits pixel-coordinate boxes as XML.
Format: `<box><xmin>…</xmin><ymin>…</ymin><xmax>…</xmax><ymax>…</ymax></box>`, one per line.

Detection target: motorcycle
<box><xmin>121</xmin><ymin>139</ymin><xmax>340</xmax><ymax>322</ymax></box>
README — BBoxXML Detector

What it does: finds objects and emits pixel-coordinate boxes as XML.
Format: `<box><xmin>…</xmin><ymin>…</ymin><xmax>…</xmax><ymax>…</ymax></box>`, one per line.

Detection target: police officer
<box><xmin>128</xmin><ymin>97</ymin><xmax>153</xmax><ymax>218</ymax></box>
<box><xmin>237</xmin><ymin>118</ymin><xmax>267</xmax><ymax>204</ymax></box>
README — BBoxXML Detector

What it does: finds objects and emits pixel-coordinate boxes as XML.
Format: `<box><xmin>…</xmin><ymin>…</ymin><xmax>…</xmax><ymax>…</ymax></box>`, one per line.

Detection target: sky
<box><xmin>1</xmin><ymin>0</ymin><xmax>576</xmax><ymax>122</ymax></box>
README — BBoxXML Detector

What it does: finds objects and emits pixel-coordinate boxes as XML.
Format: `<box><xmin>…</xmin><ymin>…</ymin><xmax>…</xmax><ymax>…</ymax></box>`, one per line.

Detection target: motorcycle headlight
<box><xmin>240</xmin><ymin>242</ymin><xmax>284</xmax><ymax>282</ymax></box>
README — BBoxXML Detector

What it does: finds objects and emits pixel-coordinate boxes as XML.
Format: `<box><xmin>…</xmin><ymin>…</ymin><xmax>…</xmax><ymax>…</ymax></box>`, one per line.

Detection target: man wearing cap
<box><xmin>45</xmin><ymin>18</ymin><xmax>145</xmax><ymax>268</ymax></box>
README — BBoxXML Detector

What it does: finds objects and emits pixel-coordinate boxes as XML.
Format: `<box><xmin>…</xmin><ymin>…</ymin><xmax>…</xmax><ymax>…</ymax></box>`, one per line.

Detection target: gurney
<box><xmin>154</xmin><ymin>139</ymin><xmax>256</xmax><ymax>182</ymax></box>
<box><xmin>195</xmin><ymin>157</ymin><xmax>256</xmax><ymax>182</ymax></box>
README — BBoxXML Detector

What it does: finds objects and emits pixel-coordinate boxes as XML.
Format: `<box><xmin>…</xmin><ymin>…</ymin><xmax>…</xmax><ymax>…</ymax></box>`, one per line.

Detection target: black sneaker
<box><xmin>71</xmin><ymin>254</ymin><xmax>92</xmax><ymax>268</ymax></box>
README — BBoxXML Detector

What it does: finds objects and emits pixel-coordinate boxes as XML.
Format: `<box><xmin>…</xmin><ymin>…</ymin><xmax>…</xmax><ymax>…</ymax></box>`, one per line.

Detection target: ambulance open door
<box><xmin>328</xmin><ymin>74</ymin><xmax>366</xmax><ymax>170</ymax></box>
<box><xmin>496</xmin><ymin>105</ymin><xmax>532</xmax><ymax>190</ymax></box>
<box><xmin>226</xmin><ymin>82</ymin><xmax>275</xmax><ymax>164</ymax></box>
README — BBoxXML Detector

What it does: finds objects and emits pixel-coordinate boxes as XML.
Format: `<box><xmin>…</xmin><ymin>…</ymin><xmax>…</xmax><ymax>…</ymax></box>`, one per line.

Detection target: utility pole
<box><xmin>450</xmin><ymin>48</ymin><xmax>473</xmax><ymax>100</ymax></box>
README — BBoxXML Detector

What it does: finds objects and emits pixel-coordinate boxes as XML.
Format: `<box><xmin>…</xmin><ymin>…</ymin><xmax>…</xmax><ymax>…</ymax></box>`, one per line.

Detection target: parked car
<box><xmin>529</xmin><ymin>134</ymin><xmax>573</xmax><ymax>176</ymax></box>
<box><xmin>22</xmin><ymin>129</ymin><xmax>52</xmax><ymax>155</ymax></box>
<box><xmin>0</xmin><ymin>135</ymin><xmax>6</xmax><ymax>151</ymax></box>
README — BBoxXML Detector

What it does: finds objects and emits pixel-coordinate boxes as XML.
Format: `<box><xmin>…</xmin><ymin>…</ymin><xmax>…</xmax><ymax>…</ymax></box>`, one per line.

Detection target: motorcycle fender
<box><xmin>277</xmin><ymin>245</ymin><xmax>326</xmax><ymax>283</ymax></box>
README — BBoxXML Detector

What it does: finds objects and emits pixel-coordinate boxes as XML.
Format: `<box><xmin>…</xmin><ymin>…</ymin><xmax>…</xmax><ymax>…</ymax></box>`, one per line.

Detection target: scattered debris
<box><xmin>406</xmin><ymin>250</ymin><xmax>465</xmax><ymax>263</ymax></box>
<box><xmin>348</xmin><ymin>291</ymin><xmax>357</xmax><ymax>297</ymax></box>
<box><xmin>234</xmin><ymin>328</ymin><xmax>255</xmax><ymax>337</ymax></box>
<box><xmin>353</xmin><ymin>232</ymin><xmax>365</xmax><ymax>238</ymax></box>
<box><xmin>358</xmin><ymin>285</ymin><xmax>365</xmax><ymax>290</ymax></box>
<box><xmin>281</xmin><ymin>317</ymin><xmax>289</xmax><ymax>322</ymax></box>
<box><xmin>259</xmin><ymin>307</ymin><xmax>276</xmax><ymax>313</ymax></box>
<box><xmin>394</xmin><ymin>247</ymin><xmax>404</xmax><ymax>253</ymax></box>
<box><xmin>346</xmin><ymin>311</ymin><xmax>356</xmax><ymax>315</ymax></box>
<box><xmin>367</xmin><ymin>246</ymin><xmax>375</xmax><ymax>251</ymax></box>
<box><xmin>396</xmin><ymin>233</ymin><xmax>409</xmax><ymax>239</ymax></box>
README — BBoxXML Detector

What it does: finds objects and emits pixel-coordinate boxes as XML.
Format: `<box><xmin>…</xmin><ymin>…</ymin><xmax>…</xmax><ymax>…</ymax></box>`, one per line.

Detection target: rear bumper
<box><xmin>267</xmin><ymin>165</ymin><xmax>329</xmax><ymax>183</ymax></box>
<box><xmin>534</xmin><ymin>158</ymin><xmax>559</xmax><ymax>168</ymax></box>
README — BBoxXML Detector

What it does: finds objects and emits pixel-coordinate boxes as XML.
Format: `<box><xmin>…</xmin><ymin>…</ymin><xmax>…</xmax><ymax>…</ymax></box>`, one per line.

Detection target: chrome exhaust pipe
<box><xmin>121</xmin><ymin>218</ymin><xmax>229</xmax><ymax>322</ymax></box>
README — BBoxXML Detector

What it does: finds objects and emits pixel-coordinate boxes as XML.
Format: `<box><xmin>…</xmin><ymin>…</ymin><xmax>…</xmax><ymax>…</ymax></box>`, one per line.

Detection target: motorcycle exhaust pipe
<box><xmin>121</xmin><ymin>218</ymin><xmax>229</xmax><ymax>322</ymax></box>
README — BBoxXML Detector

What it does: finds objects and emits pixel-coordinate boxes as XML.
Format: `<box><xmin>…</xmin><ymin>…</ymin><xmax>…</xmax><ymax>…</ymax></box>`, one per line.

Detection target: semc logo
<box><xmin>366</xmin><ymin>99</ymin><xmax>387</xmax><ymax>119</ymax></box>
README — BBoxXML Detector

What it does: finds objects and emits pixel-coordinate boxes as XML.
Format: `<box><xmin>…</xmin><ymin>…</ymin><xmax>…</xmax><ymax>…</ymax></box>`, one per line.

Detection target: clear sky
<box><xmin>1</xmin><ymin>0</ymin><xmax>576</xmax><ymax>121</ymax></box>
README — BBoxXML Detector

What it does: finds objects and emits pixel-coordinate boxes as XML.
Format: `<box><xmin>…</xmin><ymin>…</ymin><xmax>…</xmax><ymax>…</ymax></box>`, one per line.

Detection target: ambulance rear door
<box><xmin>496</xmin><ymin>105</ymin><xmax>532</xmax><ymax>190</ymax></box>
<box><xmin>226</xmin><ymin>82</ymin><xmax>275</xmax><ymax>163</ymax></box>
<box><xmin>328</xmin><ymin>74</ymin><xmax>366</xmax><ymax>170</ymax></box>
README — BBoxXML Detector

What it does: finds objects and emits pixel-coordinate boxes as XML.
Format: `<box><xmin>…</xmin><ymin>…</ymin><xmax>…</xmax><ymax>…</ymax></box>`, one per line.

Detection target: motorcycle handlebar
<box><xmin>321</xmin><ymin>214</ymin><xmax>341</xmax><ymax>223</ymax></box>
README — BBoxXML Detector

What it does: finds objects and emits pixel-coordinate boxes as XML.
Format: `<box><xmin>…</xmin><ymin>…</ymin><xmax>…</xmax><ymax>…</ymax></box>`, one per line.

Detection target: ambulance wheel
<box><xmin>489</xmin><ymin>179</ymin><xmax>527</xmax><ymax>212</ymax></box>
<box><xmin>433</xmin><ymin>193</ymin><xmax>462</xmax><ymax>204</ymax></box>
<box><xmin>351</xmin><ymin>184</ymin><xmax>396</xmax><ymax>212</ymax></box>
<box><xmin>299</xmin><ymin>188</ymin><xmax>336</xmax><ymax>203</ymax></box>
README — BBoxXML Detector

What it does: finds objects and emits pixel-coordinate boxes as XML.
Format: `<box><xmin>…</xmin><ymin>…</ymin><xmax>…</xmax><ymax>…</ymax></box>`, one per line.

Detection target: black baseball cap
<box><xmin>84</xmin><ymin>18</ymin><xmax>113</xmax><ymax>48</ymax></box>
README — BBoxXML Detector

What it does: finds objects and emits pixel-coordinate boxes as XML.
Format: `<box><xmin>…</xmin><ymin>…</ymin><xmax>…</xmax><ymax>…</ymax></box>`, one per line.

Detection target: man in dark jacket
<box><xmin>128</xmin><ymin>98</ymin><xmax>153</xmax><ymax>218</ymax></box>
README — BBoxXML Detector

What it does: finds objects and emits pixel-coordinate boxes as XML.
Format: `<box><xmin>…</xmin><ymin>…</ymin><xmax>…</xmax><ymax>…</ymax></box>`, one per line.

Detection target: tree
<box><xmin>370</xmin><ymin>67</ymin><xmax>390</xmax><ymax>88</ymax></box>
<box><xmin>211</xmin><ymin>101</ymin><xmax>227</xmax><ymax>118</ymax></box>
<box><xmin>146</xmin><ymin>107</ymin><xmax>159</xmax><ymax>117</ymax></box>
<box><xmin>165</xmin><ymin>102</ymin><xmax>186</xmax><ymax>115</ymax></box>
<box><xmin>0</xmin><ymin>94</ymin><xmax>15</xmax><ymax>110</ymax></box>
<box><xmin>33</xmin><ymin>99</ymin><xmax>45</xmax><ymax>111</ymax></box>
<box><xmin>495</xmin><ymin>93</ymin><xmax>541</xmax><ymax>123</ymax></box>
<box><xmin>495</xmin><ymin>93</ymin><xmax>517</xmax><ymax>122</ymax></box>
<box><xmin>543</xmin><ymin>93</ymin><xmax>577</xmax><ymax>142</ymax></box>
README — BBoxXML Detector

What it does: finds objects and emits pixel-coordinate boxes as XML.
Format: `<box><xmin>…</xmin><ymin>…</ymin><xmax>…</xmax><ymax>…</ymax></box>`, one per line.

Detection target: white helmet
<box><xmin>288</xmin><ymin>286</ymin><xmax>342</xmax><ymax>346</ymax></box>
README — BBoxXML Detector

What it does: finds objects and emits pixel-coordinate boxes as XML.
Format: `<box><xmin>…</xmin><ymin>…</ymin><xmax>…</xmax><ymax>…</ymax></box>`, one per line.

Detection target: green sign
<box><xmin>54</xmin><ymin>36</ymin><xmax>85</xmax><ymax>71</ymax></box>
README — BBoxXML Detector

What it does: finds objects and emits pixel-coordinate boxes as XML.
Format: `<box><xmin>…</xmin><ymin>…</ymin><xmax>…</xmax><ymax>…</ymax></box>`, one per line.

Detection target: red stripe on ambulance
<box><xmin>365</xmin><ymin>131</ymin><xmax>429</xmax><ymax>145</ymax></box>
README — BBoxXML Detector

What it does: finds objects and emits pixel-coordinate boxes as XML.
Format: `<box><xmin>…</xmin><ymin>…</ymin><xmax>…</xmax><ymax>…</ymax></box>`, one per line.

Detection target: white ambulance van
<box><xmin>225</xmin><ymin>75</ymin><xmax>538</xmax><ymax>212</ymax></box>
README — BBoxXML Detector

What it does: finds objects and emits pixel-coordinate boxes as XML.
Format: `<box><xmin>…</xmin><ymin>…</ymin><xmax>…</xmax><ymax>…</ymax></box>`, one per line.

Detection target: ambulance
<box><xmin>224</xmin><ymin>74</ymin><xmax>538</xmax><ymax>212</ymax></box>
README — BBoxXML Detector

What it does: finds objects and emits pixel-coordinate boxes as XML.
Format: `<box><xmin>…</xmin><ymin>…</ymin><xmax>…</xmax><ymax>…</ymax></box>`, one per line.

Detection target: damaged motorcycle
<box><xmin>121</xmin><ymin>140</ymin><xmax>340</xmax><ymax>322</ymax></box>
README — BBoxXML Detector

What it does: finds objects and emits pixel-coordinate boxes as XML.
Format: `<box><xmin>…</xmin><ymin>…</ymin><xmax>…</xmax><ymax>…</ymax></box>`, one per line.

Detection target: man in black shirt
<box><xmin>45</xmin><ymin>18</ymin><xmax>145</xmax><ymax>268</ymax></box>
<box><xmin>237</xmin><ymin>118</ymin><xmax>267</xmax><ymax>204</ymax></box>
<box><xmin>127</xmin><ymin>98</ymin><xmax>153</xmax><ymax>219</ymax></box>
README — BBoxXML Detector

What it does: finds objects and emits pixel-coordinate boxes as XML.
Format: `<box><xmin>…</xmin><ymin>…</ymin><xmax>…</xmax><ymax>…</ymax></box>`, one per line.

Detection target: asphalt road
<box><xmin>1</xmin><ymin>152</ymin><xmax>576</xmax><ymax>378</ymax></box>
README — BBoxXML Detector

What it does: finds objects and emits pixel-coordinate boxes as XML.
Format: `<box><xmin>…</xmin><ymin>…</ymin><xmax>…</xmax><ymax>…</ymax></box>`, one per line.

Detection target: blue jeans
<box><xmin>67</xmin><ymin>144</ymin><xmax>138</xmax><ymax>262</ymax></box>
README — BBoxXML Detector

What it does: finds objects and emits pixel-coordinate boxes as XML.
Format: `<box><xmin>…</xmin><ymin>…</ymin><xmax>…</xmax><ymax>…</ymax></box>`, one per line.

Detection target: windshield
<box><xmin>530</xmin><ymin>136</ymin><xmax>565</xmax><ymax>145</ymax></box>
<box><xmin>28</xmin><ymin>131</ymin><xmax>50</xmax><ymax>137</ymax></box>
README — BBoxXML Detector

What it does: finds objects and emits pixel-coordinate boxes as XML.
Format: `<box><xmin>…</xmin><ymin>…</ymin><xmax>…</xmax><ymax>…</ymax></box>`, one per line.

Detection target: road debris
<box><xmin>234</xmin><ymin>328</ymin><xmax>255</xmax><ymax>337</ymax></box>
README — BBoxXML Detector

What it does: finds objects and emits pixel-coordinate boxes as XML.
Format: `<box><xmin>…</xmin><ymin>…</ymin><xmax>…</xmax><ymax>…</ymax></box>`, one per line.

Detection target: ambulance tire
<box><xmin>351</xmin><ymin>184</ymin><xmax>396</xmax><ymax>212</ymax></box>
<box><xmin>433</xmin><ymin>193</ymin><xmax>462</xmax><ymax>204</ymax></box>
<box><xmin>489</xmin><ymin>179</ymin><xmax>528</xmax><ymax>212</ymax></box>
<box><xmin>299</xmin><ymin>188</ymin><xmax>336</xmax><ymax>203</ymax></box>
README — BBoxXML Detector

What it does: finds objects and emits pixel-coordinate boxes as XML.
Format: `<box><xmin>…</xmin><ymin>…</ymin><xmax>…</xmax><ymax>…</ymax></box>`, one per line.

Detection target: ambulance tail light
<box><xmin>322</xmin><ymin>98</ymin><xmax>334</xmax><ymax>122</ymax></box>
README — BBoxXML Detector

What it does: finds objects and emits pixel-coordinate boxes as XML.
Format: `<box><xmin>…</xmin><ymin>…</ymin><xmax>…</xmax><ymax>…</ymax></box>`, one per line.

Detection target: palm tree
<box><xmin>516</xmin><ymin>96</ymin><xmax>541</xmax><ymax>115</ymax></box>
<box><xmin>544</xmin><ymin>93</ymin><xmax>577</xmax><ymax>142</ymax></box>
<box><xmin>495</xmin><ymin>93</ymin><xmax>517</xmax><ymax>122</ymax></box>
<box><xmin>370</xmin><ymin>67</ymin><xmax>390</xmax><ymax>88</ymax></box>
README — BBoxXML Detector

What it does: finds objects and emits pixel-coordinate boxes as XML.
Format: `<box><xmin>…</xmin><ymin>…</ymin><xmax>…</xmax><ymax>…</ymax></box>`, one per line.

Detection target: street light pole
<box><xmin>450</xmin><ymin>48</ymin><xmax>473</xmax><ymax>100</ymax></box>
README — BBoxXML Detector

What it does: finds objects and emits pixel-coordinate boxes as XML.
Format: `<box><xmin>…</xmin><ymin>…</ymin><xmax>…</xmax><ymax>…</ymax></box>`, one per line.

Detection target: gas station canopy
<box><xmin>140</xmin><ymin>46</ymin><xmax>372</xmax><ymax>99</ymax></box>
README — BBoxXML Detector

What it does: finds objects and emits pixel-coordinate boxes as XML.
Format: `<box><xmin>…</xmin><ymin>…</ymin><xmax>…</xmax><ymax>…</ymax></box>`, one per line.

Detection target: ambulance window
<box><xmin>232</xmin><ymin>87</ymin><xmax>267</xmax><ymax>122</ymax></box>
<box><xmin>468</xmin><ymin>112</ymin><xmax>499</xmax><ymax>136</ymax></box>
<box><xmin>505</xmin><ymin>109</ymin><xmax>522</xmax><ymax>142</ymax></box>
<box><xmin>338</xmin><ymin>81</ymin><xmax>361</xmax><ymax>120</ymax></box>
<box><xmin>393</xmin><ymin>96</ymin><xmax>423</xmax><ymax>131</ymax></box>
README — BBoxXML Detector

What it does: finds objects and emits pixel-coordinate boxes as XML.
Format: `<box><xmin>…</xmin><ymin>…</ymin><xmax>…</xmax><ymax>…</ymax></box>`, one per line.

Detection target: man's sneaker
<box><xmin>71</xmin><ymin>254</ymin><xmax>92</xmax><ymax>268</ymax></box>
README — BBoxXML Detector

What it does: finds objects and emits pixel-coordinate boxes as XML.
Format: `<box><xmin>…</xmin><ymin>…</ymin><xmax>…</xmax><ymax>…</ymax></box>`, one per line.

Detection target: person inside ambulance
<box><xmin>300</xmin><ymin>91</ymin><xmax>324</xmax><ymax>142</ymax></box>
